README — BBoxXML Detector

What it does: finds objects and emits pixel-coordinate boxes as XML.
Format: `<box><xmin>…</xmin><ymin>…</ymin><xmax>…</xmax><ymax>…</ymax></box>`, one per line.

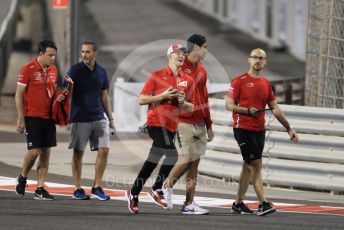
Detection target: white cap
<box><xmin>167</xmin><ymin>43</ymin><xmax>187</xmax><ymax>55</ymax></box>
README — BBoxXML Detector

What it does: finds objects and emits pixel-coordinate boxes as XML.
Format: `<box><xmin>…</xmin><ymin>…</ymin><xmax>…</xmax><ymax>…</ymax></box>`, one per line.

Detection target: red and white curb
<box><xmin>1</xmin><ymin>176</ymin><xmax>343</xmax><ymax>216</ymax></box>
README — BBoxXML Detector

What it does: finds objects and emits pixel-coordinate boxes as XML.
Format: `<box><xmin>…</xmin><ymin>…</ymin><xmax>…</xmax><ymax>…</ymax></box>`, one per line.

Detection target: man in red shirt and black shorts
<box><xmin>15</xmin><ymin>40</ymin><xmax>65</xmax><ymax>200</ymax></box>
<box><xmin>226</xmin><ymin>48</ymin><xmax>299</xmax><ymax>216</ymax></box>
<box><xmin>125</xmin><ymin>43</ymin><xmax>195</xmax><ymax>214</ymax></box>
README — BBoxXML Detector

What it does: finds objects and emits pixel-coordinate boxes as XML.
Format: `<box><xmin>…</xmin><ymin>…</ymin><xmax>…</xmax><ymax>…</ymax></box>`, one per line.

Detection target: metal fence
<box><xmin>305</xmin><ymin>0</ymin><xmax>344</xmax><ymax>108</ymax></box>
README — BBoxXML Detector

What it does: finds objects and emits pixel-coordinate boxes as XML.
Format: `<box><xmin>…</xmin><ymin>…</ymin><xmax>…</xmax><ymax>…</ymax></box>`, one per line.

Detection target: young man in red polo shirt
<box><xmin>125</xmin><ymin>43</ymin><xmax>194</xmax><ymax>214</ymax></box>
<box><xmin>15</xmin><ymin>40</ymin><xmax>66</xmax><ymax>200</ymax></box>
<box><xmin>226</xmin><ymin>48</ymin><xmax>298</xmax><ymax>216</ymax></box>
<box><xmin>162</xmin><ymin>34</ymin><xmax>214</xmax><ymax>215</ymax></box>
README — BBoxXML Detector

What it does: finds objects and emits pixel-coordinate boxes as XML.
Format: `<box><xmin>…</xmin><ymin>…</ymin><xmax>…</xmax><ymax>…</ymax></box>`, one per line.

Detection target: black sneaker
<box><xmin>34</xmin><ymin>187</ymin><xmax>55</xmax><ymax>200</ymax></box>
<box><xmin>15</xmin><ymin>175</ymin><xmax>27</xmax><ymax>197</ymax></box>
<box><xmin>257</xmin><ymin>201</ymin><xmax>276</xmax><ymax>216</ymax></box>
<box><xmin>232</xmin><ymin>201</ymin><xmax>254</xmax><ymax>214</ymax></box>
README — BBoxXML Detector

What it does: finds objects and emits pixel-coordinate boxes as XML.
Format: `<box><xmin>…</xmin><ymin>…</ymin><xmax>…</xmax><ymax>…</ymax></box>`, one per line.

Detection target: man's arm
<box><xmin>64</xmin><ymin>75</ymin><xmax>74</xmax><ymax>92</ymax></box>
<box><xmin>15</xmin><ymin>85</ymin><xmax>26</xmax><ymax>133</ymax></box>
<box><xmin>101</xmin><ymin>90</ymin><xmax>115</xmax><ymax>130</ymax></box>
<box><xmin>268</xmin><ymin>100</ymin><xmax>298</xmax><ymax>142</ymax></box>
<box><xmin>56</xmin><ymin>75</ymin><xmax>74</xmax><ymax>102</ymax></box>
<box><xmin>177</xmin><ymin>91</ymin><xmax>194</xmax><ymax>112</ymax></box>
<box><xmin>180</xmin><ymin>101</ymin><xmax>194</xmax><ymax>112</ymax></box>
<box><xmin>225</xmin><ymin>95</ymin><xmax>257</xmax><ymax>115</ymax></box>
<box><xmin>139</xmin><ymin>86</ymin><xmax>178</xmax><ymax>105</ymax></box>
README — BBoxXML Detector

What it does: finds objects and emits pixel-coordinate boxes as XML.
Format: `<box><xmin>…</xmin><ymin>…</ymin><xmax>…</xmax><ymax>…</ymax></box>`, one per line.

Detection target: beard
<box><xmin>253</xmin><ymin>65</ymin><xmax>263</xmax><ymax>71</ymax></box>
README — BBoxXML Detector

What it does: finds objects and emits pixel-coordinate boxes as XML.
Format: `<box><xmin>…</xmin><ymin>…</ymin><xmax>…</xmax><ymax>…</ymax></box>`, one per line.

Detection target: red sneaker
<box><xmin>148</xmin><ymin>189</ymin><xmax>167</xmax><ymax>207</ymax></box>
<box><xmin>125</xmin><ymin>189</ymin><xmax>139</xmax><ymax>214</ymax></box>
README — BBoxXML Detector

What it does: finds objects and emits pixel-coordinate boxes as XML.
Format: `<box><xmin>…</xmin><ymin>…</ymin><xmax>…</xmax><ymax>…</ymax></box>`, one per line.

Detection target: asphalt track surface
<box><xmin>1</xmin><ymin>162</ymin><xmax>343</xmax><ymax>230</ymax></box>
<box><xmin>1</xmin><ymin>189</ymin><xmax>343</xmax><ymax>230</ymax></box>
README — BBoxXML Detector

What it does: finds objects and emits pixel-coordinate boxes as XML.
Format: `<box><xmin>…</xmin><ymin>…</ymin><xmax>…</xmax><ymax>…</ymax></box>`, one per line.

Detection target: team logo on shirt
<box><xmin>34</xmin><ymin>72</ymin><xmax>42</xmax><ymax>80</ymax></box>
<box><xmin>246</xmin><ymin>82</ymin><xmax>254</xmax><ymax>87</ymax></box>
<box><xmin>184</xmin><ymin>69</ymin><xmax>192</xmax><ymax>74</ymax></box>
<box><xmin>178</xmin><ymin>81</ymin><xmax>188</xmax><ymax>87</ymax></box>
<box><xmin>228</xmin><ymin>86</ymin><xmax>234</xmax><ymax>93</ymax></box>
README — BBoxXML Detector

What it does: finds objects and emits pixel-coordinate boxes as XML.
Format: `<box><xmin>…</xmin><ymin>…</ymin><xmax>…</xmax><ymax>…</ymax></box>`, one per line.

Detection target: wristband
<box><xmin>247</xmin><ymin>108</ymin><xmax>251</xmax><ymax>116</ymax></box>
<box><xmin>109</xmin><ymin>118</ymin><xmax>114</xmax><ymax>121</ymax></box>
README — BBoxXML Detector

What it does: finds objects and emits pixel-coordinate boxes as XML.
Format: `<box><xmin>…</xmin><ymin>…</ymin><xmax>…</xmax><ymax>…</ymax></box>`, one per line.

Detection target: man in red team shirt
<box><xmin>226</xmin><ymin>48</ymin><xmax>298</xmax><ymax>216</ymax></box>
<box><xmin>162</xmin><ymin>34</ymin><xmax>214</xmax><ymax>215</ymax></box>
<box><xmin>125</xmin><ymin>43</ymin><xmax>194</xmax><ymax>214</ymax></box>
<box><xmin>15</xmin><ymin>40</ymin><xmax>67</xmax><ymax>200</ymax></box>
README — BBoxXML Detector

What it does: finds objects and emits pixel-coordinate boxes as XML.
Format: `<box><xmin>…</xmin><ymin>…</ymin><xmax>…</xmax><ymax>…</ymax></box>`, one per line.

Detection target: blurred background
<box><xmin>0</xmin><ymin>0</ymin><xmax>344</xmax><ymax>197</ymax></box>
<box><xmin>1</xmin><ymin>0</ymin><xmax>344</xmax><ymax>122</ymax></box>
<box><xmin>1</xmin><ymin>0</ymin><xmax>344</xmax><ymax>127</ymax></box>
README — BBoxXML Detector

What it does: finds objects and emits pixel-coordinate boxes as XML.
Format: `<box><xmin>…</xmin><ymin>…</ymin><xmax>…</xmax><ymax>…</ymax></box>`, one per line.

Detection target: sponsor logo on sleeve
<box><xmin>228</xmin><ymin>86</ymin><xmax>234</xmax><ymax>93</ymax></box>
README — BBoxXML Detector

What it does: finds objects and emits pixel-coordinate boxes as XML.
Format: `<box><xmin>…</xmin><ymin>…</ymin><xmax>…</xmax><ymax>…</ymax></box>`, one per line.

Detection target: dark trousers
<box><xmin>131</xmin><ymin>126</ymin><xmax>178</xmax><ymax>196</ymax></box>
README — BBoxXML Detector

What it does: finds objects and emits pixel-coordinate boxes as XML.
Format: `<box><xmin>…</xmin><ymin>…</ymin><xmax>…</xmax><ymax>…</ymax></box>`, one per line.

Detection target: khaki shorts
<box><xmin>175</xmin><ymin>122</ymin><xmax>207</xmax><ymax>156</ymax></box>
<box><xmin>68</xmin><ymin>119</ymin><xmax>110</xmax><ymax>151</ymax></box>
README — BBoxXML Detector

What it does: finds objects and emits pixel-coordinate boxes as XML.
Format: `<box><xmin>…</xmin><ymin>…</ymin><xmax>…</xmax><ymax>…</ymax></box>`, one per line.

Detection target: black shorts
<box><xmin>147</xmin><ymin>126</ymin><xmax>177</xmax><ymax>164</ymax></box>
<box><xmin>25</xmin><ymin>116</ymin><xmax>56</xmax><ymax>150</ymax></box>
<box><xmin>148</xmin><ymin>126</ymin><xmax>176</xmax><ymax>149</ymax></box>
<box><xmin>233</xmin><ymin>128</ymin><xmax>265</xmax><ymax>163</ymax></box>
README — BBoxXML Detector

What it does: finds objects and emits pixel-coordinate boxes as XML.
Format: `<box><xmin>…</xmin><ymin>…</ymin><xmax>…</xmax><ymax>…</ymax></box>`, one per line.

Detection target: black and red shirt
<box><xmin>17</xmin><ymin>59</ymin><xmax>57</xmax><ymax>119</ymax></box>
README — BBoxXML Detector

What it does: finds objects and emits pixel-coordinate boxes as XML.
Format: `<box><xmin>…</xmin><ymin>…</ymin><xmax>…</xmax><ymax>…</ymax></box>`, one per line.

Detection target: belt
<box><xmin>193</xmin><ymin>122</ymin><xmax>205</xmax><ymax>128</ymax></box>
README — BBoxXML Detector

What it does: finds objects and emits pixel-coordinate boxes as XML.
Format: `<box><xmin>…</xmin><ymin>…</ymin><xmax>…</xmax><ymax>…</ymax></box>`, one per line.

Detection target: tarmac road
<box><xmin>1</xmin><ymin>158</ymin><xmax>343</xmax><ymax>230</ymax></box>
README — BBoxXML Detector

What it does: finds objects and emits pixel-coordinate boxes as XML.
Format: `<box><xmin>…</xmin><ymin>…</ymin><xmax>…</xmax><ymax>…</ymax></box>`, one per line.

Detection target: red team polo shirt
<box><xmin>17</xmin><ymin>59</ymin><xmax>58</xmax><ymax>119</ymax></box>
<box><xmin>179</xmin><ymin>57</ymin><xmax>212</xmax><ymax>129</ymax></box>
<box><xmin>141</xmin><ymin>66</ymin><xmax>195</xmax><ymax>132</ymax></box>
<box><xmin>228</xmin><ymin>72</ymin><xmax>275</xmax><ymax>131</ymax></box>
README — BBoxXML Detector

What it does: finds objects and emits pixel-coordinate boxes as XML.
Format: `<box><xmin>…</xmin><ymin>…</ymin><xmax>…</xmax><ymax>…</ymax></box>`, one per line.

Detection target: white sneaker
<box><xmin>181</xmin><ymin>202</ymin><xmax>209</xmax><ymax>215</ymax></box>
<box><xmin>162</xmin><ymin>187</ymin><xmax>173</xmax><ymax>210</ymax></box>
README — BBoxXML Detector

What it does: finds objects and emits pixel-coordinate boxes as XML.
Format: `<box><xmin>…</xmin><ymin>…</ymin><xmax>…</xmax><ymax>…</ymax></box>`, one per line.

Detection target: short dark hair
<box><xmin>37</xmin><ymin>40</ymin><xmax>57</xmax><ymax>54</ymax></box>
<box><xmin>186</xmin><ymin>34</ymin><xmax>207</xmax><ymax>52</ymax></box>
<box><xmin>82</xmin><ymin>41</ymin><xmax>97</xmax><ymax>51</ymax></box>
<box><xmin>187</xmin><ymin>34</ymin><xmax>207</xmax><ymax>53</ymax></box>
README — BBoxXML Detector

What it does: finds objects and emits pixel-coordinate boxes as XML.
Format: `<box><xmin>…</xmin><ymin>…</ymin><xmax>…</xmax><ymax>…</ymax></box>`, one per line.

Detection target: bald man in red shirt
<box><xmin>226</xmin><ymin>48</ymin><xmax>298</xmax><ymax>216</ymax></box>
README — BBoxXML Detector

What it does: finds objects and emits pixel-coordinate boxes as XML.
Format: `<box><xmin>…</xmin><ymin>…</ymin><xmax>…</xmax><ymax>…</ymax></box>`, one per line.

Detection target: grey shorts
<box><xmin>175</xmin><ymin>122</ymin><xmax>207</xmax><ymax>156</ymax></box>
<box><xmin>68</xmin><ymin>119</ymin><xmax>110</xmax><ymax>151</ymax></box>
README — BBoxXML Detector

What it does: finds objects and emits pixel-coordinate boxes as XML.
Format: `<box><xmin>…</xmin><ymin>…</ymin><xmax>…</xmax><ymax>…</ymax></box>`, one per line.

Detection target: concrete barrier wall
<box><xmin>199</xmin><ymin>98</ymin><xmax>344</xmax><ymax>194</ymax></box>
<box><xmin>0</xmin><ymin>0</ymin><xmax>19</xmax><ymax>91</ymax></box>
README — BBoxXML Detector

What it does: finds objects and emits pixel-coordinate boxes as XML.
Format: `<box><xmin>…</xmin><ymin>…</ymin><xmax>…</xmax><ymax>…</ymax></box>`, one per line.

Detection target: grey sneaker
<box><xmin>162</xmin><ymin>187</ymin><xmax>173</xmax><ymax>210</ymax></box>
<box><xmin>181</xmin><ymin>202</ymin><xmax>209</xmax><ymax>215</ymax></box>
